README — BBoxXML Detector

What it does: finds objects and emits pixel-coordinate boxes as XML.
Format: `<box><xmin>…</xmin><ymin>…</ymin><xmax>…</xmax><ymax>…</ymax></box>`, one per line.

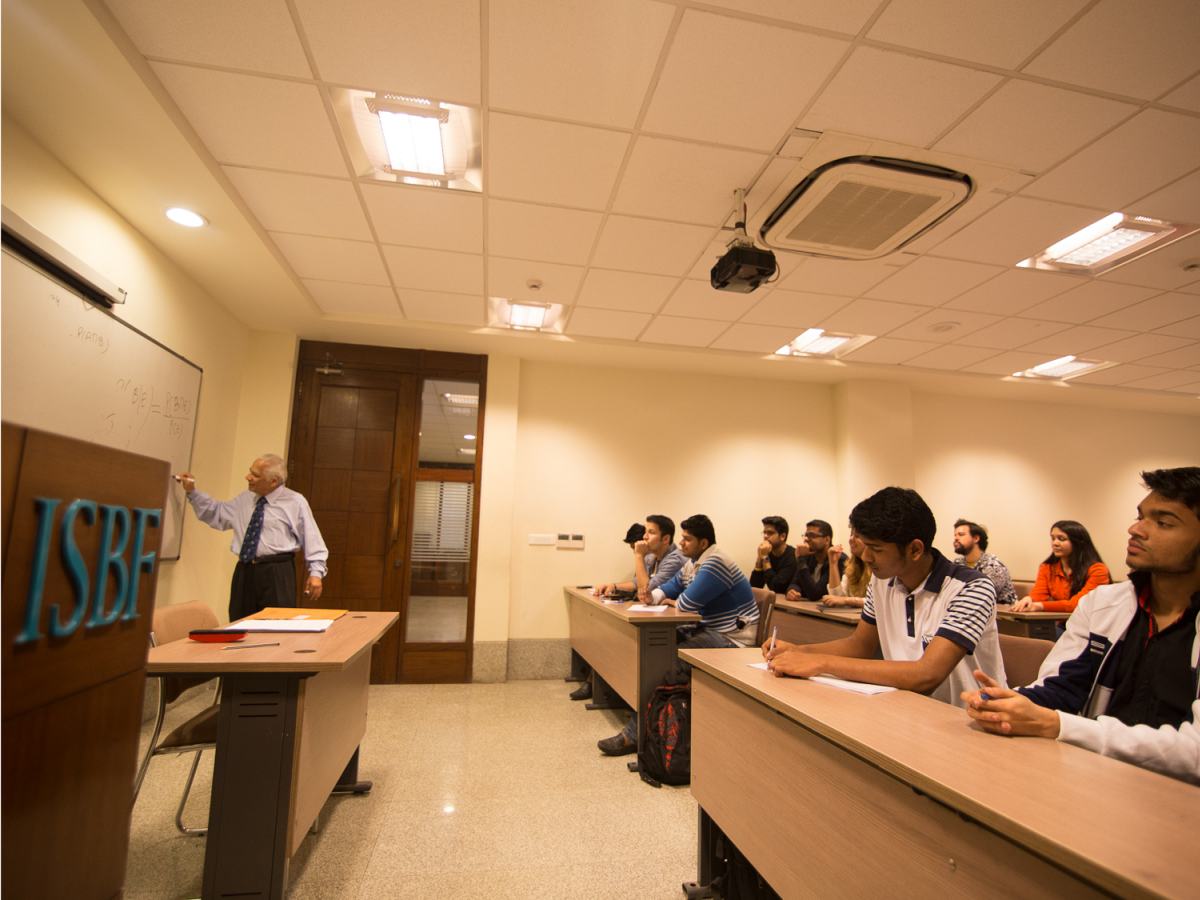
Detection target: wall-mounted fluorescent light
<box><xmin>166</xmin><ymin>207</ymin><xmax>205</xmax><ymax>227</ymax></box>
<box><xmin>775</xmin><ymin>328</ymin><xmax>873</xmax><ymax>359</ymax></box>
<box><xmin>1013</xmin><ymin>355</ymin><xmax>1113</xmax><ymax>380</ymax></box>
<box><xmin>443</xmin><ymin>393</ymin><xmax>478</xmax><ymax>406</ymax></box>
<box><xmin>1019</xmin><ymin>213</ymin><xmax>1197</xmax><ymax>276</ymax></box>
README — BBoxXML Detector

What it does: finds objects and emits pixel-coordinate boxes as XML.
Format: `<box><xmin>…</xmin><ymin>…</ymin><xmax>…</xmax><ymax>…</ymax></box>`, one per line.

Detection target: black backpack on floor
<box><xmin>638</xmin><ymin>682</ymin><xmax>691</xmax><ymax>787</ymax></box>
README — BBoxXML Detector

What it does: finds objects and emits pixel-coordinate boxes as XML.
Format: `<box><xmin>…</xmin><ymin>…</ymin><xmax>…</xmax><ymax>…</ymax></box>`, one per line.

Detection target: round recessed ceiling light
<box><xmin>463</xmin><ymin>434</ymin><xmax>476</xmax><ymax>440</ymax></box>
<box><xmin>927</xmin><ymin>321</ymin><xmax>960</xmax><ymax>334</ymax></box>
<box><xmin>166</xmin><ymin>207</ymin><xmax>206</xmax><ymax>227</ymax></box>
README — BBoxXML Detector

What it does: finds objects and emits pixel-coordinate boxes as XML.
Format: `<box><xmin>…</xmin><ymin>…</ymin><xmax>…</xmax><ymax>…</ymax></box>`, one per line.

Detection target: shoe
<box><xmin>569</xmin><ymin>682</ymin><xmax>592</xmax><ymax>701</ymax></box>
<box><xmin>598</xmin><ymin>733</ymin><xmax>637</xmax><ymax>756</ymax></box>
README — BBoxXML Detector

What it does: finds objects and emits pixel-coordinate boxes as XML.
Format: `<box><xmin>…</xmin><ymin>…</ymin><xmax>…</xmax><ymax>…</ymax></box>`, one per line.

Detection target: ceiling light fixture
<box><xmin>1019</xmin><ymin>213</ymin><xmax>1197</xmax><ymax>276</ymax></box>
<box><xmin>463</xmin><ymin>434</ymin><xmax>476</xmax><ymax>440</ymax></box>
<box><xmin>443</xmin><ymin>393</ymin><xmax>478</xmax><ymax>406</ymax></box>
<box><xmin>776</xmin><ymin>328</ymin><xmax>873</xmax><ymax>359</ymax></box>
<box><xmin>372</xmin><ymin>96</ymin><xmax>447</xmax><ymax>176</ymax></box>
<box><xmin>165</xmin><ymin>207</ymin><xmax>205</xmax><ymax>227</ymax></box>
<box><xmin>1013</xmin><ymin>355</ymin><xmax>1113</xmax><ymax>380</ymax></box>
<box><xmin>508</xmin><ymin>302</ymin><xmax>548</xmax><ymax>330</ymax></box>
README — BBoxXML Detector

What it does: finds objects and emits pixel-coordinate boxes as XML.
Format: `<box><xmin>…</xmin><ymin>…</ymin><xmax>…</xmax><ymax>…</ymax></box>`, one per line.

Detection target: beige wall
<box><xmin>475</xmin><ymin>355</ymin><xmax>521</xmax><ymax>642</ymax></box>
<box><xmin>3</xmin><ymin>116</ymin><xmax>254</xmax><ymax>623</ymax></box>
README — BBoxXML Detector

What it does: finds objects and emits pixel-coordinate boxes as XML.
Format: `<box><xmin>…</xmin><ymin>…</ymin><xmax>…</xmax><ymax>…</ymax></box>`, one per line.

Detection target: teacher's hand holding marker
<box><xmin>174</xmin><ymin>473</ymin><xmax>195</xmax><ymax>493</ymax></box>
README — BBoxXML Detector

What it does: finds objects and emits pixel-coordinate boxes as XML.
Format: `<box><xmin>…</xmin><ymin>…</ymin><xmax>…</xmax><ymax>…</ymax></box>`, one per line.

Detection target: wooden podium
<box><xmin>2</xmin><ymin>424</ymin><xmax>169</xmax><ymax>900</ymax></box>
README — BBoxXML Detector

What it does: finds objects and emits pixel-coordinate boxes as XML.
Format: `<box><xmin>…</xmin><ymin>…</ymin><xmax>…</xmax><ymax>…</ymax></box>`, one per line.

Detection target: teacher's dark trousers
<box><xmin>229</xmin><ymin>552</ymin><xmax>297</xmax><ymax>622</ymax></box>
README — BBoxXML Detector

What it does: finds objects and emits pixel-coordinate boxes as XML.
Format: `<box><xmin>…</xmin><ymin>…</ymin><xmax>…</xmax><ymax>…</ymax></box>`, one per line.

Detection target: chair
<box><xmin>133</xmin><ymin>601</ymin><xmax>223</xmax><ymax>835</ymax></box>
<box><xmin>1013</xmin><ymin>580</ymin><xmax>1035</xmax><ymax>599</ymax></box>
<box><xmin>998</xmin><ymin>633</ymin><xmax>1055</xmax><ymax>689</ymax></box>
<box><xmin>750</xmin><ymin>587</ymin><xmax>776</xmax><ymax>647</ymax></box>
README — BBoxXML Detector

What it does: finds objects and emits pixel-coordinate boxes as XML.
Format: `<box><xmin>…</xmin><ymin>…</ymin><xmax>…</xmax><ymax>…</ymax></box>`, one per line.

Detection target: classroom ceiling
<box><xmin>4</xmin><ymin>0</ymin><xmax>1200</xmax><ymax>401</ymax></box>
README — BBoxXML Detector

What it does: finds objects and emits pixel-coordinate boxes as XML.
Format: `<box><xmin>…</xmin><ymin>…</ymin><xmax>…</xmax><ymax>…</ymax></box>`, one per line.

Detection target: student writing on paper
<box><xmin>764</xmin><ymin>487</ymin><xmax>1007</xmax><ymax>708</ymax></box>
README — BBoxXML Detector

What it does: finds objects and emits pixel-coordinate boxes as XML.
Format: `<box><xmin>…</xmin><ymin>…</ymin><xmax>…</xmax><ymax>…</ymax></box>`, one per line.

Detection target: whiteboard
<box><xmin>2</xmin><ymin>248</ymin><xmax>202</xmax><ymax>559</ymax></box>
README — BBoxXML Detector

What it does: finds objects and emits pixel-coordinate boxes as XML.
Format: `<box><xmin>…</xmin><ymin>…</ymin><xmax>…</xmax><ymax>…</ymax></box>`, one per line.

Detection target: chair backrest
<box><xmin>151</xmin><ymin>601</ymin><xmax>220</xmax><ymax>704</ymax></box>
<box><xmin>1013</xmin><ymin>580</ymin><xmax>1035</xmax><ymax>599</ymax></box>
<box><xmin>750</xmin><ymin>587</ymin><xmax>775</xmax><ymax>647</ymax></box>
<box><xmin>998</xmin><ymin>633</ymin><xmax>1055</xmax><ymax>689</ymax></box>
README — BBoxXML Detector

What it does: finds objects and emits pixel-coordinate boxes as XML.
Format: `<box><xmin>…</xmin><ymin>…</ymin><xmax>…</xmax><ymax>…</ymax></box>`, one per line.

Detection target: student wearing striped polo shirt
<box><xmin>764</xmin><ymin>487</ymin><xmax>1007</xmax><ymax>708</ymax></box>
<box><xmin>598</xmin><ymin>514</ymin><xmax>758</xmax><ymax>756</ymax></box>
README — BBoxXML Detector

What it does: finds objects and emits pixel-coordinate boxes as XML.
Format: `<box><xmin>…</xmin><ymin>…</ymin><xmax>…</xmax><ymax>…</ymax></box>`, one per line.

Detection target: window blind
<box><xmin>410</xmin><ymin>481</ymin><xmax>474</xmax><ymax>563</ymax></box>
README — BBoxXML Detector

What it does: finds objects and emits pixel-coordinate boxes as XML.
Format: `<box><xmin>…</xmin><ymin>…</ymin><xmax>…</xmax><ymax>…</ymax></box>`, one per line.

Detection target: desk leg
<box><xmin>331</xmin><ymin>747</ymin><xmax>372</xmax><ymax>794</ymax></box>
<box><xmin>566</xmin><ymin>648</ymin><xmax>588</xmax><ymax>682</ymax></box>
<box><xmin>681</xmin><ymin>806</ymin><xmax>719</xmax><ymax>899</ymax></box>
<box><xmin>202</xmin><ymin>673</ymin><xmax>302</xmax><ymax>900</ymax></box>
<box><xmin>585</xmin><ymin>670</ymin><xmax>622</xmax><ymax>711</ymax></box>
<box><xmin>630</xmin><ymin>622</ymin><xmax>675</xmax><ymax>772</ymax></box>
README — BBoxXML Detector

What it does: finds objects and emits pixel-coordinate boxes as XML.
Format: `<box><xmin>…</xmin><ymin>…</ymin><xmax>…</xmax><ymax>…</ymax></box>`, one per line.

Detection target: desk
<box><xmin>564</xmin><ymin>587</ymin><xmax>699</xmax><ymax>757</ymax></box>
<box><xmin>147</xmin><ymin>611</ymin><xmax>397</xmax><ymax>900</ymax></box>
<box><xmin>998</xmin><ymin>609</ymin><xmax>1063</xmax><ymax>640</ymax></box>
<box><xmin>681</xmin><ymin>647</ymin><xmax>1199</xmax><ymax>900</ymax></box>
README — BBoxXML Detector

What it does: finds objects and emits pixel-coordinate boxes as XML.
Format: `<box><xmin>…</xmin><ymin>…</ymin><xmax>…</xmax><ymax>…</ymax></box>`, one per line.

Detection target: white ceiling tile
<box><xmin>223</xmin><ymin>168</ymin><xmax>370</xmax><ymax>240</ymax></box>
<box><xmin>1143</xmin><ymin>342</ymin><xmax>1200</xmax><ymax>370</ymax></box>
<box><xmin>798</xmin><ymin>47</ymin><xmax>1003</xmax><ymax>147</ymax></box>
<box><xmin>934</xmin><ymin>80</ymin><xmax>1135</xmax><ymax>173</ymax></box>
<box><xmin>151</xmin><ymin>64</ymin><xmax>347</xmax><ymax>175</ymax></box>
<box><xmin>961</xmin><ymin>349</ymin><xmax>1063</xmax><ymax>376</ymax></box>
<box><xmin>1125</xmin><ymin>170</ymin><xmax>1200</xmax><ymax>227</ymax></box>
<box><xmin>955</xmin><ymin>317</ymin><xmax>1071</xmax><ymax>350</ymax></box>
<box><xmin>360</xmin><ymin>184</ymin><xmax>482</xmax><ymax>254</ymax></box>
<box><xmin>709</xmin><ymin>323</ymin><xmax>805</xmax><ymax>353</ymax></box>
<box><xmin>293</xmin><ymin>0</ymin><xmax>480</xmax><ymax>103</ymax></box>
<box><xmin>612</xmin><ymin>137</ymin><xmax>768</xmax><ymax>225</ymax></box>
<box><xmin>642</xmin><ymin>10</ymin><xmax>848</xmax><ymax>151</ymax></box>
<box><xmin>638</xmin><ymin>316</ymin><xmax>729</xmax><ymax>348</ymax></box>
<box><xmin>1021</xmin><ymin>324</ymin><xmax>1138</xmax><ymax>355</ymax></box>
<box><xmin>565</xmin><ymin>307</ymin><xmax>651</xmax><ymax>340</ymax></box>
<box><xmin>576</xmin><ymin>269</ymin><xmax>679</xmax><ymax>313</ymax></box>
<box><xmin>487</xmin><ymin>201</ymin><xmax>602</xmax><ymax>266</ymax></box>
<box><xmin>1088</xmin><ymin>293</ymin><xmax>1199</xmax><ymax>331</ymax></box>
<box><xmin>1071</xmin><ymin>363</ymin><xmax>1171</xmax><ymax>385</ymax></box>
<box><xmin>746</xmin><ymin>158</ymin><xmax>804</xmax><ymax>222</ymax></box>
<box><xmin>108</xmin><ymin>0</ymin><xmax>311</xmax><ymax>76</ymax></box>
<box><xmin>1019</xmin><ymin>281</ymin><xmax>1162</xmax><ymax>323</ymax></box>
<box><xmin>662</xmin><ymin>280</ymin><xmax>757</xmax><ymax>322</ymax></box>
<box><xmin>1167</xmin><ymin>381</ymin><xmax>1200</xmax><ymax>395</ymax></box>
<box><xmin>945</xmin><ymin>268</ymin><xmax>1083</xmax><ymax>315</ymax></box>
<box><xmin>1021</xmin><ymin>110</ymin><xmax>1200</xmax><ymax>211</ymax></box>
<box><xmin>1023</xmin><ymin>0</ymin><xmax>1200</xmax><ymax>100</ymax></box>
<box><xmin>867</xmin><ymin>0</ymin><xmax>1087</xmax><ymax>69</ymax></box>
<box><xmin>380</xmin><ymin>245</ymin><xmax>483</xmax><ymax>294</ymax></box>
<box><xmin>397</xmin><ymin>289</ymin><xmax>486</xmax><ymax>326</ymax></box>
<box><xmin>1122</xmin><ymin>369</ymin><xmax>1200</xmax><ymax>391</ymax></box>
<box><xmin>488</xmin><ymin>114</ymin><xmax>630</xmax><ymax>210</ymax></box>
<box><xmin>818</xmin><ymin>298</ymin><xmax>929</xmax><ymax>334</ymax></box>
<box><xmin>489</xmin><ymin>0</ymin><xmax>672</xmax><ymax>128</ymax></box>
<box><xmin>1160</xmin><ymin>315</ymin><xmax>1200</xmax><ymax>340</ymax></box>
<box><xmin>780</xmin><ymin>258</ymin><xmax>893</xmax><ymax>296</ymax></box>
<box><xmin>887</xmin><ymin>309</ymin><xmax>1004</xmax><ymax>343</ymax></box>
<box><xmin>1161</xmin><ymin>74</ymin><xmax>1200</xmax><ymax>113</ymax></box>
<box><xmin>271</xmin><ymin>233</ymin><xmax>387</xmax><ymax>284</ymax></box>
<box><xmin>487</xmin><ymin>258</ymin><xmax>584</xmax><ymax>305</ymax></box>
<box><xmin>1099</xmin><ymin>233</ymin><xmax>1200</xmax><ymax>292</ymax></box>
<box><xmin>741</xmin><ymin>290</ymin><xmax>850</xmax><ymax>328</ymax></box>
<box><xmin>902</xmin><ymin>344</ymin><xmax>1001</xmax><ymax>370</ymax></box>
<box><xmin>697</xmin><ymin>0</ymin><xmax>880</xmax><ymax>33</ymax></box>
<box><xmin>304</xmin><ymin>279</ymin><xmax>400</xmax><ymax>317</ymax></box>
<box><xmin>841</xmin><ymin>337</ymin><xmax>940</xmax><ymax>364</ymax></box>
<box><xmin>930</xmin><ymin>197</ymin><xmax>1105</xmax><ymax>267</ymax></box>
<box><xmin>1087</xmin><ymin>332</ymin><xmax>1195</xmax><ymax>363</ymax></box>
<box><xmin>591</xmin><ymin>216</ymin><xmax>715</xmax><ymax>276</ymax></box>
<box><xmin>866</xmin><ymin>257</ymin><xmax>1004</xmax><ymax>306</ymax></box>
<box><xmin>899</xmin><ymin>191</ymin><xmax>1010</xmax><ymax>258</ymax></box>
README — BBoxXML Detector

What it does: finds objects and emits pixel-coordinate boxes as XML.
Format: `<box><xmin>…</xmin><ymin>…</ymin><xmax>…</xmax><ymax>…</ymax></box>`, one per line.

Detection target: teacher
<box><xmin>177</xmin><ymin>454</ymin><xmax>328</xmax><ymax>620</ymax></box>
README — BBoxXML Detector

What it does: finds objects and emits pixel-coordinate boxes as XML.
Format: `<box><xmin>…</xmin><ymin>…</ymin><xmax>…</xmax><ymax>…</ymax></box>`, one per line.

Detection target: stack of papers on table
<box><xmin>226</xmin><ymin>608</ymin><xmax>349</xmax><ymax>633</ymax></box>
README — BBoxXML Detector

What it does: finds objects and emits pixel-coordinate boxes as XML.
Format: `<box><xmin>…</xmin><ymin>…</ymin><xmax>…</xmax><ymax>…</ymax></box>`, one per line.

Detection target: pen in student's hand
<box><xmin>222</xmin><ymin>642</ymin><xmax>280</xmax><ymax>650</ymax></box>
<box><xmin>768</xmin><ymin>626</ymin><xmax>777</xmax><ymax>656</ymax></box>
<box><xmin>979</xmin><ymin>692</ymin><xmax>991</xmax><ymax>703</ymax></box>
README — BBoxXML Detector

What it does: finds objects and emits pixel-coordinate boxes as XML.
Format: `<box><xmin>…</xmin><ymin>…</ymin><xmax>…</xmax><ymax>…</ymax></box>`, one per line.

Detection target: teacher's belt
<box><xmin>248</xmin><ymin>552</ymin><xmax>296</xmax><ymax>565</ymax></box>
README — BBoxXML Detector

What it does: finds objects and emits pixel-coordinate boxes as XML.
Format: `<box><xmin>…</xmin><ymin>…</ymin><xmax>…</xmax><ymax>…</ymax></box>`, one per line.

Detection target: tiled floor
<box><xmin>127</xmin><ymin>680</ymin><xmax>698</xmax><ymax>899</ymax></box>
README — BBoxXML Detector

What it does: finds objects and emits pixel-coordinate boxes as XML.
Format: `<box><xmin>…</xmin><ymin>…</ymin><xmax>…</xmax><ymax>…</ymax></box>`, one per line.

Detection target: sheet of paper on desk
<box><xmin>626</xmin><ymin>603</ymin><xmax>668</xmax><ymax>611</ymax></box>
<box><xmin>225</xmin><ymin>619</ymin><xmax>334</xmax><ymax>633</ymax></box>
<box><xmin>746</xmin><ymin>663</ymin><xmax>896</xmax><ymax>694</ymax></box>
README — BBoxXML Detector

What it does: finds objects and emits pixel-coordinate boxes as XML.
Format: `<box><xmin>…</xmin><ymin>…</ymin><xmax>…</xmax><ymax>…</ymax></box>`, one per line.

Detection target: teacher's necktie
<box><xmin>239</xmin><ymin>496</ymin><xmax>267</xmax><ymax>563</ymax></box>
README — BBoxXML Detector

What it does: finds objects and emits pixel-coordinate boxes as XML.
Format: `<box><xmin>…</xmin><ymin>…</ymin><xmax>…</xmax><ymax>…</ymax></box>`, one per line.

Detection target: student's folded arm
<box><xmin>1055</xmin><ymin>701</ymin><xmax>1200</xmax><ymax>786</ymax></box>
<box><xmin>676</xmin><ymin>569</ymin><xmax>721</xmax><ymax>613</ymax></box>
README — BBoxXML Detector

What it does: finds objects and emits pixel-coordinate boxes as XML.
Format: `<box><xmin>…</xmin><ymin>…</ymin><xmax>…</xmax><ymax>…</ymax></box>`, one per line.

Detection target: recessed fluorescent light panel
<box><xmin>486</xmin><ymin>297</ymin><xmax>566</xmax><ymax>333</ymax></box>
<box><xmin>442</xmin><ymin>393</ymin><xmax>478</xmax><ymax>407</ymax></box>
<box><xmin>1013</xmin><ymin>355</ymin><xmax>1113</xmax><ymax>381</ymax></box>
<box><xmin>1019</xmin><ymin>213</ymin><xmax>1197</xmax><ymax>276</ymax></box>
<box><xmin>775</xmin><ymin>328</ymin><xmax>873</xmax><ymax>359</ymax></box>
<box><xmin>331</xmin><ymin>89</ymin><xmax>482</xmax><ymax>192</ymax></box>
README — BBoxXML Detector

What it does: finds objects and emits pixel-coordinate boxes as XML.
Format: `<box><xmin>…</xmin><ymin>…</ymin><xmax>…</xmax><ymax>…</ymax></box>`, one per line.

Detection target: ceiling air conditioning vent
<box><xmin>759</xmin><ymin>156</ymin><xmax>972</xmax><ymax>260</ymax></box>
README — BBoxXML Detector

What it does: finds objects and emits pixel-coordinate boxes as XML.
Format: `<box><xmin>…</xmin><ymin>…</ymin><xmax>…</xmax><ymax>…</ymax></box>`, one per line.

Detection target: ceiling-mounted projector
<box><xmin>712</xmin><ymin>188</ymin><xmax>777</xmax><ymax>293</ymax></box>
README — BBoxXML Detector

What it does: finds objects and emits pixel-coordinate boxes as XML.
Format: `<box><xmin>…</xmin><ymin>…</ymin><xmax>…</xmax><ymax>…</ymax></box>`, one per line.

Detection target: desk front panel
<box><xmin>568</xmin><ymin>596</ymin><xmax>638</xmax><ymax>707</ymax></box>
<box><xmin>691</xmin><ymin>671</ymin><xmax>1104</xmax><ymax>900</ymax></box>
<box><xmin>771</xmin><ymin>606</ymin><xmax>856</xmax><ymax>646</ymax></box>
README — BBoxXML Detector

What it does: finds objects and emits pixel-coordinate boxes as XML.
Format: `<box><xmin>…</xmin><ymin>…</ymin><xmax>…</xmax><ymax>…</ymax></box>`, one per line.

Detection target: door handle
<box><xmin>390</xmin><ymin>474</ymin><xmax>401</xmax><ymax>545</ymax></box>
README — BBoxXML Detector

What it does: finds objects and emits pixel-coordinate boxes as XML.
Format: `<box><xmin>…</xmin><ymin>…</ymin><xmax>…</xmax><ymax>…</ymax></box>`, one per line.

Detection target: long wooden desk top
<box><xmin>564</xmin><ymin>586</ymin><xmax>700</xmax><ymax>624</ymax></box>
<box><xmin>998</xmin><ymin>608</ymin><xmax>1068</xmax><ymax>621</ymax></box>
<box><xmin>681</xmin><ymin>646</ymin><xmax>1199</xmax><ymax>900</ymax></box>
<box><xmin>147</xmin><ymin>611</ymin><xmax>398</xmax><ymax>674</ymax></box>
<box><xmin>773</xmin><ymin>597</ymin><xmax>862</xmax><ymax>624</ymax></box>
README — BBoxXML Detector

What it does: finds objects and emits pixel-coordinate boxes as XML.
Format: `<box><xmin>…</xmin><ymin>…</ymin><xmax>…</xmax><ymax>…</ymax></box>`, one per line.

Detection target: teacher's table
<box><xmin>998</xmin><ymin>608</ymin><xmax>1063</xmax><ymax>640</ymax></box>
<box><xmin>681</xmin><ymin>647</ymin><xmax>1199</xmax><ymax>900</ymax></box>
<box><xmin>147</xmin><ymin>611</ymin><xmax>398</xmax><ymax>900</ymax></box>
<box><xmin>565</xmin><ymin>587</ymin><xmax>700</xmax><ymax>762</ymax></box>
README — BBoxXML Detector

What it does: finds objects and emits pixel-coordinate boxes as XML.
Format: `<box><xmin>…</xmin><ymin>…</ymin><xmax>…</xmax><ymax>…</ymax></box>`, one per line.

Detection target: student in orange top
<box><xmin>1010</xmin><ymin>520</ymin><xmax>1110</xmax><ymax>613</ymax></box>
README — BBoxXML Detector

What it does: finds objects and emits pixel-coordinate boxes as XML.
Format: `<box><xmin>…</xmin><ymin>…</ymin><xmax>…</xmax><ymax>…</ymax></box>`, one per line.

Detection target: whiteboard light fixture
<box><xmin>165</xmin><ymin>207</ymin><xmax>206</xmax><ymax>227</ymax></box>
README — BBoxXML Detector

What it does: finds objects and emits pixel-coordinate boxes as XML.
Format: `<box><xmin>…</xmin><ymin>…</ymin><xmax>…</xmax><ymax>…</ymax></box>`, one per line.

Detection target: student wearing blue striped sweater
<box><xmin>598</xmin><ymin>514</ymin><xmax>758</xmax><ymax>756</ymax></box>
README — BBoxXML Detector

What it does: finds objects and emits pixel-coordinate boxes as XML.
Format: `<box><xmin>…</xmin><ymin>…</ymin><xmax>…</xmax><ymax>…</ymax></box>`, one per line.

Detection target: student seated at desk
<box><xmin>786</xmin><ymin>519</ymin><xmax>848</xmax><ymax>602</ymax></box>
<box><xmin>820</xmin><ymin>530</ymin><xmax>870</xmax><ymax>608</ymax></box>
<box><xmin>964</xmin><ymin>467</ymin><xmax>1200</xmax><ymax>786</ymax></box>
<box><xmin>1010</xmin><ymin>520</ymin><xmax>1110</xmax><ymax>613</ymax></box>
<box><xmin>750</xmin><ymin>516</ymin><xmax>798</xmax><ymax>594</ymax></box>
<box><xmin>764</xmin><ymin>488</ymin><xmax>1006</xmax><ymax>708</ymax></box>
<box><xmin>953</xmin><ymin>519</ymin><xmax>1018</xmax><ymax>606</ymax></box>
<box><xmin>598</xmin><ymin>514</ymin><xmax>757</xmax><ymax>756</ymax></box>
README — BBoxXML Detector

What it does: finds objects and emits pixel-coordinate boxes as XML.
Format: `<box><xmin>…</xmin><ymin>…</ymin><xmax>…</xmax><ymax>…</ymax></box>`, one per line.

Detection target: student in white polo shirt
<box><xmin>764</xmin><ymin>487</ymin><xmax>1007</xmax><ymax>707</ymax></box>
